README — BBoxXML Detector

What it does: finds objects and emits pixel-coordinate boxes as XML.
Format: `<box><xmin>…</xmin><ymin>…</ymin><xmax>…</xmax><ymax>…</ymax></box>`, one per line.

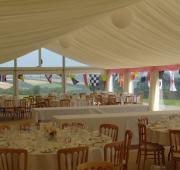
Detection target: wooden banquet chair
<box><xmin>107</xmin><ymin>95</ymin><xmax>116</xmax><ymax>105</ymax></box>
<box><xmin>19</xmin><ymin>122</ymin><xmax>33</xmax><ymax>131</ymax></box>
<box><xmin>4</xmin><ymin>99</ymin><xmax>14</xmax><ymax>120</ymax></box>
<box><xmin>59</xmin><ymin>99</ymin><xmax>70</xmax><ymax>107</ymax></box>
<box><xmin>62</xmin><ymin>122</ymin><xmax>86</xmax><ymax>129</ymax></box>
<box><xmin>104</xmin><ymin>141</ymin><xmax>124</xmax><ymax>170</ymax></box>
<box><xmin>0</xmin><ymin>124</ymin><xmax>10</xmax><ymax>132</ymax></box>
<box><xmin>0</xmin><ymin>148</ymin><xmax>28</xmax><ymax>170</ymax></box>
<box><xmin>77</xmin><ymin>161</ymin><xmax>114</xmax><ymax>170</ymax></box>
<box><xmin>57</xmin><ymin>146</ymin><xmax>88</xmax><ymax>170</ymax></box>
<box><xmin>169</xmin><ymin>129</ymin><xmax>180</xmax><ymax>170</ymax></box>
<box><xmin>99</xmin><ymin>124</ymin><xmax>119</xmax><ymax>142</ymax></box>
<box><xmin>137</xmin><ymin>123</ymin><xmax>165</xmax><ymax>170</ymax></box>
<box><xmin>123</xmin><ymin>130</ymin><xmax>133</xmax><ymax>170</ymax></box>
<box><xmin>138</xmin><ymin>116</ymin><xmax>149</xmax><ymax>125</ymax></box>
<box><xmin>15</xmin><ymin>99</ymin><xmax>31</xmax><ymax>119</ymax></box>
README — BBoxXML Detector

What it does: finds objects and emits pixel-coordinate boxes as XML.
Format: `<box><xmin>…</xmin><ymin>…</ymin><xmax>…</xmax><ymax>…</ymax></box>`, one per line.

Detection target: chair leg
<box><xmin>143</xmin><ymin>151</ymin><xmax>146</xmax><ymax>170</ymax></box>
<box><xmin>161</xmin><ymin>150</ymin><xmax>165</xmax><ymax>165</ymax></box>
<box><xmin>168</xmin><ymin>147</ymin><xmax>172</xmax><ymax>161</ymax></box>
<box><xmin>171</xmin><ymin>159</ymin><xmax>176</xmax><ymax>170</ymax></box>
<box><xmin>154</xmin><ymin>151</ymin><xmax>157</xmax><ymax>164</ymax></box>
<box><xmin>137</xmin><ymin>150</ymin><xmax>141</xmax><ymax>170</ymax></box>
<box><xmin>158</xmin><ymin>151</ymin><xmax>160</xmax><ymax>165</ymax></box>
<box><xmin>136</xmin><ymin>148</ymin><xmax>140</xmax><ymax>163</ymax></box>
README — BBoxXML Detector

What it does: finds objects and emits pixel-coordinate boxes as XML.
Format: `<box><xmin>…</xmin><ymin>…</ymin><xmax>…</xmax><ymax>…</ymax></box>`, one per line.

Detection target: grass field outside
<box><xmin>143</xmin><ymin>98</ymin><xmax>180</xmax><ymax>106</ymax></box>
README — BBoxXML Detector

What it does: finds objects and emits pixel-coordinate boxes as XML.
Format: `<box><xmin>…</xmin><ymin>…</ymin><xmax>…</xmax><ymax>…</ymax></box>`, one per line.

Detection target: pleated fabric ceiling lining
<box><xmin>0</xmin><ymin>0</ymin><xmax>180</xmax><ymax>69</ymax></box>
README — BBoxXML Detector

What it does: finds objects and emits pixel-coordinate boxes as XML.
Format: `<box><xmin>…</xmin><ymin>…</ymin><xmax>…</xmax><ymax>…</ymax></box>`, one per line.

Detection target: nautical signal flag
<box><xmin>89</xmin><ymin>74</ymin><xmax>100</xmax><ymax>87</ymax></box>
<box><xmin>169</xmin><ymin>71</ymin><xmax>177</xmax><ymax>92</ymax></box>
<box><xmin>0</xmin><ymin>75</ymin><xmax>6</xmax><ymax>82</ymax></box>
<box><xmin>18</xmin><ymin>74</ymin><xmax>24</xmax><ymax>81</ymax></box>
<box><xmin>119</xmin><ymin>73</ymin><xmax>124</xmax><ymax>87</ymax></box>
<box><xmin>83</xmin><ymin>74</ymin><xmax>88</xmax><ymax>86</ymax></box>
<box><xmin>71</xmin><ymin>77</ymin><xmax>79</xmax><ymax>85</ymax></box>
<box><xmin>69</xmin><ymin>74</ymin><xmax>79</xmax><ymax>85</ymax></box>
<box><xmin>45</xmin><ymin>74</ymin><xmax>52</xmax><ymax>83</ymax></box>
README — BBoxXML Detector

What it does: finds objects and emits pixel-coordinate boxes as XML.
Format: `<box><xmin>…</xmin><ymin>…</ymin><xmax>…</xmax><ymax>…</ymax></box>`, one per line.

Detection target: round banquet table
<box><xmin>146</xmin><ymin>115</ymin><xmax>180</xmax><ymax>146</ymax></box>
<box><xmin>0</xmin><ymin>126</ymin><xmax>112</xmax><ymax>170</ymax></box>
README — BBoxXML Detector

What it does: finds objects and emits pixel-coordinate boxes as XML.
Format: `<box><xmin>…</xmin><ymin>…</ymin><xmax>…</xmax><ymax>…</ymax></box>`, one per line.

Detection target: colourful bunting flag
<box><xmin>101</xmin><ymin>74</ymin><xmax>107</xmax><ymax>82</ymax></box>
<box><xmin>159</xmin><ymin>71</ymin><xmax>164</xmax><ymax>79</ymax></box>
<box><xmin>89</xmin><ymin>74</ymin><xmax>100</xmax><ymax>87</ymax></box>
<box><xmin>134</xmin><ymin>72</ymin><xmax>138</xmax><ymax>77</ymax></box>
<box><xmin>141</xmin><ymin>76</ymin><xmax>146</xmax><ymax>83</ymax></box>
<box><xmin>71</xmin><ymin>77</ymin><xmax>79</xmax><ymax>85</ymax></box>
<box><xmin>119</xmin><ymin>73</ymin><xmax>124</xmax><ymax>87</ymax></box>
<box><xmin>0</xmin><ymin>75</ymin><xmax>6</xmax><ymax>82</ymax></box>
<box><xmin>130</xmin><ymin>73</ymin><xmax>135</xmax><ymax>80</ymax></box>
<box><xmin>45</xmin><ymin>74</ymin><xmax>52</xmax><ymax>83</ymax></box>
<box><xmin>169</xmin><ymin>71</ymin><xmax>177</xmax><ymax>92</ymax></box>
<box><xmin>83</xmin><ymin>74</ymin><xmax>88</xmax><ymax>86</ymax></box>
<box><xmin>18</xmin><ymin>74</ymin><xmax>24</xmax><ymax>81</ymax></box>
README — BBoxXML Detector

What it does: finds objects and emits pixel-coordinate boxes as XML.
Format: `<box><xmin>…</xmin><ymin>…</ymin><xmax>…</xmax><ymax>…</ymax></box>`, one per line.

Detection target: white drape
<box><xmin>0</xmin><ymin>0</ymin><xmax>180</xmax><ymax>69</ymax></box>
<box><xmin>0</xmin><ymin>0</ymin><xmax>139</xmax><ymax>63</ymax></box>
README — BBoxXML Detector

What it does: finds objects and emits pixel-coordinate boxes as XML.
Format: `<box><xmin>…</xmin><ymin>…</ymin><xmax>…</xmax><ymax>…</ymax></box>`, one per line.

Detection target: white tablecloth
<box><xmin>32</xmin><ymin>104</ymin><xmax>149</xmax><ymax>122</ymax></box>
<box><xmin>49</xmin><ymin>98</ymin><xmax>88</xmax><ymax>107</ymax></box>
<box><xmin>0</xmin><ymin>128</ymin><xmax>110</xmax><ymax>170</ymax></box>
<box><xmin>147</xmin><ymin>116</ymin><xmax>180</xmax><ymax>145</ymax></box>
<box><xmin>53</xmin><ymin>110</ymin><xmax>180</xmax><ymax>145</ymax></box>
<box><xmin>28</xmin><ymin>147</ymin><xmax>103</xmax><ymax>170</ymax></box>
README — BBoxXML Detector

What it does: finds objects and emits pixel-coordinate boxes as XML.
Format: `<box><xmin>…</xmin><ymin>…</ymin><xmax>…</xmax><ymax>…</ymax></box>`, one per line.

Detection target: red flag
<box><xmin>83</xmin><ymin>74</ymin><xmax>88</xmax><ymax>86</ymax></box>
<box><xmin>119</xmin><ymin>73</ymin><xmax>124</xmax><ymax>87</ymax></box>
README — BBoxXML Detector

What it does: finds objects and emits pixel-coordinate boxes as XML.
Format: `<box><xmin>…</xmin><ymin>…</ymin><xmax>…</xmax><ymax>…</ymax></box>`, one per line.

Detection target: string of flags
<box><xmin>42</xmin><ymin>70</ymin><xmax>179</xmax><ymax>92</ymax></box>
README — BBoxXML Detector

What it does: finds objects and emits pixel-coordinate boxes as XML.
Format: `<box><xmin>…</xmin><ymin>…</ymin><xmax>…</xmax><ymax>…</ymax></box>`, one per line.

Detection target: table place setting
<box><xmin>0</xmin><ymin>125</ymin><xmax>112</xmax><ymax>155</ymax></box>
<box><xmin>147</xmin><ymin>114</ymin><xmax>180</xmax><ymax>145</ymax></box>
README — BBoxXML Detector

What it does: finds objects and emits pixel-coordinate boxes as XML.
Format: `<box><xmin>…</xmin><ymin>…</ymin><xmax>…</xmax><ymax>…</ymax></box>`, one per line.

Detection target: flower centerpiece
<box><xmin>44</xmin><ymin>126</ymin><xmax>57</xmax><ymax>140</ymax></box>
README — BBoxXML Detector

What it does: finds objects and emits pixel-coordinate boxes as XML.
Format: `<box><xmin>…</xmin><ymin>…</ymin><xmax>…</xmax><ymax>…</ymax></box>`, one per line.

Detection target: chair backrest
<box><xmin>108</xmin><ymin>95</ymin><xmax>116</xmax><ymax>105</ymax></box>
<box><xmin>20</xmin><ymin>99</ymin><xmax>28</xmax><ymax>107</ymax></box>
<box><xmin>104</xmin><ymin>141</ymin><xmax>124</xmax><ymax>169</ymax></box>
<box><xmin>19</xmin><ymin>122</ymin><xmax>32</xmax><ymax>131</ymax></box>
<box><xmin>138</xmin><ymin>117</ymin><xmax>148</xmax><ymax>125</ymax></box>
<box><xmin>62</xmin><ymin>122</ymin><xmax>85</xmax><ymax>129</ymax></box>
<box><xmin>57</xmin><ymin>146</ymin><xmax>88</xmax><ymax>170</ymax></box>
<box><xmin>60</xmin><ymin>99</ymin><xmax>70</xmax><ymax>107</ymax></box>
<box><xmin>169</xmin><ymin>129</ymin><xmax>180</xmax><ymax>154</ymax></box>
<box><xmin>0</xmin><ymin>148</ymin><xmax>28</xmax><ymax>170</ymax></box>
<box><xmin>77</xmin><ymin>161</ymin><xmax>114</xmax><ymax>170</ymax></box>
<box><xmin>138</xmin><ymin>123</ymin><xmax>147</xmax><ymax>146</ymax></box>
<box><xmin>95</xmin><ymin>95</ymin><xmax>103</xmax><ymax>105</ymax></box>
<box><xmin>123</xmin><ymin>130</ymin><xmax>133</xmax><ymax>170</ymax></box>
<box><xmin>0</xmin><ymin>124</ymin><xmax>10</xmax><ymax>132</ymax></box>
<box><xmin>99</xmin><ymin>124</ymin><xmax>119</xmax><ymax>142</ymax></box>
<box><xmin>4</xmin><ymin>100</ymin><xmax>14</xmax><ymax>107</ymax></box>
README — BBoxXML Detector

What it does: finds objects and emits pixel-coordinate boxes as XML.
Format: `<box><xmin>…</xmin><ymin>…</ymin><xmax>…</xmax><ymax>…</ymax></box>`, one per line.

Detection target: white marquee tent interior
<box><xmin>0</xmin><ymin>1</ymin><xmax>180</xmax><ymax>170</ymax></box>
<box><xmin>0</xmin><ymin>0</ymin><xmax>180</xmax><ymax>69</ymax></box>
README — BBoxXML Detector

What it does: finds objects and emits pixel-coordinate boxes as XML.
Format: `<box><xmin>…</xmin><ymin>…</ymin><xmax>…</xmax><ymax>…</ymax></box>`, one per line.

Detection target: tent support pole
<box><xmin>13</xmin><ymin>59</ymin><xmax>18</xmax><ymax>97</ymax></box>
<box><xmin>149</xmin><ymin>71</ymin><xmax>160</xmax><ymax>111</ymax></box>
<box><xmin>38</xmin><ymin>48</ymin><xmax>42</xmax><ymax>67</ymax></box>
<box><xmin>62</xmin><ymin>56</ymin><xmax>66</xmax><ymax>94</ymax></box>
